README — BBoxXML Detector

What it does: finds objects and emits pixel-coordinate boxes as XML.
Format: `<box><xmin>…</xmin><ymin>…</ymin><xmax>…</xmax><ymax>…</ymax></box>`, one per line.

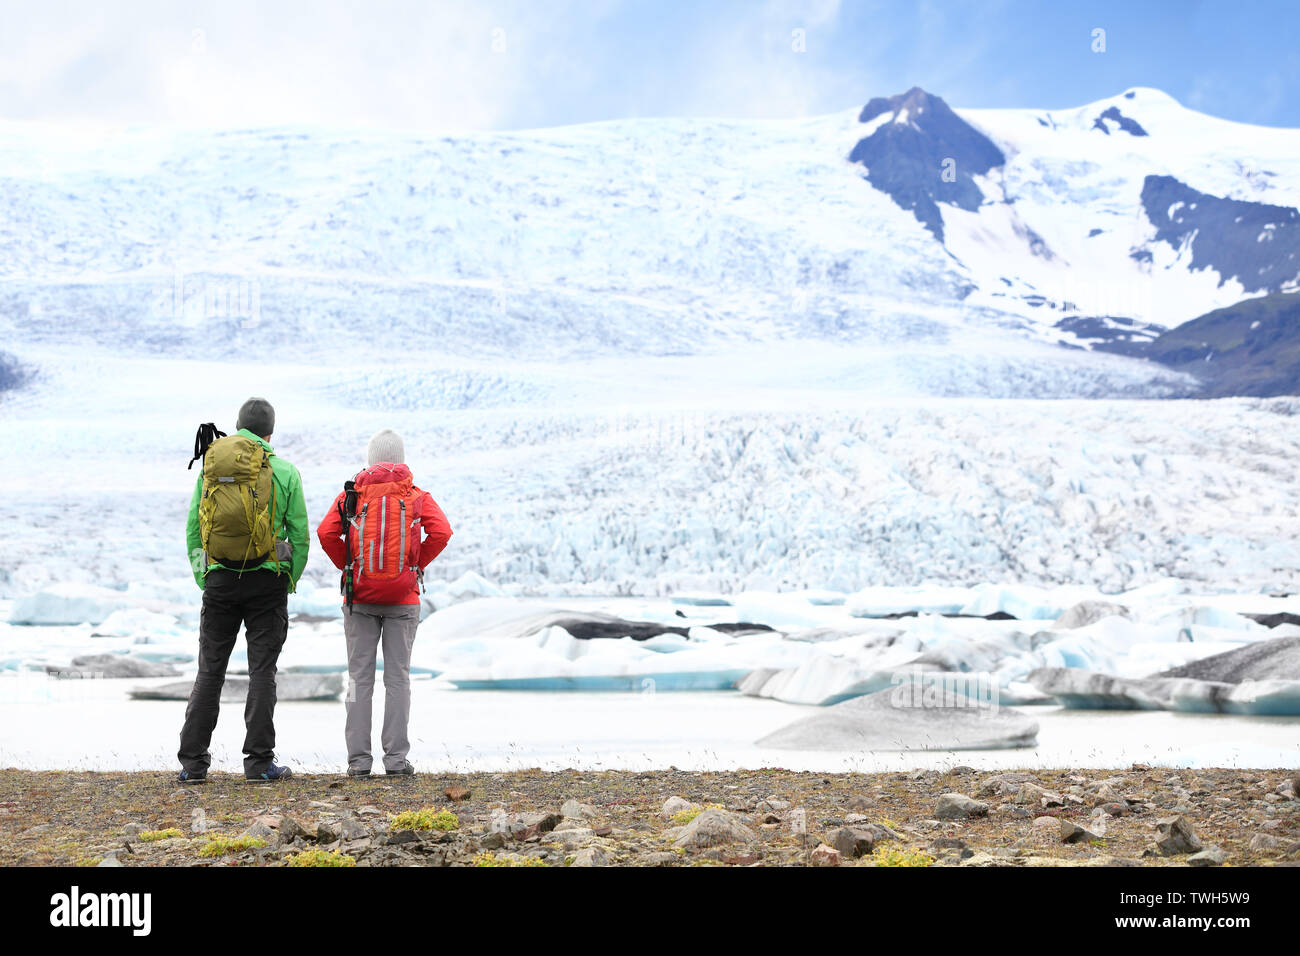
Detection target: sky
<box><xmin>0</xmin><ymin>0</ymin><xmax>1294</xmax><ymax>131</ymax></box>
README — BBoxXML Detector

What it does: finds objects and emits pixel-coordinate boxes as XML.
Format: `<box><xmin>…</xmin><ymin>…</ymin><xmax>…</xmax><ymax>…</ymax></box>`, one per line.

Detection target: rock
<box><xmin>478</xmin><ymin>831</ymin><xmax>506</xmax><ymax>850</ymax></box>
<box><xmin>756</xmin><ymin>688</ymin><xmax>1039</xmax><ymax>751</ymax></box>
<box><xmin>1014</xmin><ymin>782</ymin><xmax>1063</xmax><ymax>807</ymax></box>
<box><xmin>1091</xmin><ymin>782</ymin><xmax>1126</xmax><ymax>805</ymax></box>
<box><xmin>930</xmin><ymin>837</ymin><xmax>967</xmax><ymax>850</ymax></box>
<box><xmin>96</xmin><ymin>853</ymin><xmax>124</xmax><ymax>867</ymax></box>
<box><xmin>1061</xmin><ymin>820</ymin><xmax>1104</xmax><ymax>844</ymax></box>
<box><xmin>131</xmin><ymin>672</ymin><xmax>344</xmax><ymax>701</ymax></box>
<box><xmin>1055</xmin><ymin>601</ymin><xmax>1130</xmax><ymax>629</ymax></box>
<box><xmin>977</xmin><ymin>772</ymin><xmax>1036</xmax><ymax>797</ymax></box>
<box><xmin>522</xmin><ymin>812</ymin><xmax>561</xmax><ymax>834</ymax></box>
<box><xmin>1248</xmin><ymin>833</ymin><xmax>1299</xmax><ymax>853</ymax></box>
<box><xmin>547</xmin><ymin>827</ymin><xmax>596</xmax><ymax>847</ymax></box>
<box><xmin>757</xmin><ymin>796</ymin><xmax>791</xmax><ymax>814</ymax></box>
<box><xmin>121</xmin><ymin>822</ymin><xmax>144</xmax><ymax>839</ymax></box>
<box><xmin>339</xmin><ymin>817</ymin><xmax>369</xmax><ymax>842</ymax></box>
<box><xmin>242</xmin><ymin>820</ymin><xmax>275</xmax><ymax>840</ymax></box>
<box><xmin>935</xmin><ymin>793</ymin><xmax>989</xmax><ymax>820</ymax></box>
<box><xmin>831</xmin><ymin>824</ymin><xmax>898</xmax><ymax>858</ymax></box>
<box><xmin>1155</xmin><ymin>815</ymin><xmax>1203</xmax><ymax>855</ymax></box>
<box><xmin>672</xmin><ymin>808</ymin><xmax>758</xmax><ymax>849</ymax></box>
<box><xmin>810</xmin><ymin>844</ymin><xmax>841</xmax><ymax>866</ymax></box>
<box><xmin>316</xmin><ymin>820</ymin><xmax>343</xmax><ymax>843</ymax></box>
<box><xmin>660</xmin><ymin>796</ymin><xmax>701</xmax><ymax>818</ymax></box>
<box><xmin>1031</xmin><ymin>815</ymin><xmax>1058</xmax><ymax>828</ymax></box>
<box><xmin>1188</xmin><ymin>846</ymin><xmax>1226</xmax><ymax>867</ymax></box>
<box><xmin>276</xmin><ymin>816</ymin><xmax>310</xmax><ymax>843</ymax></box>
<box><xmin>444</xmin><ymin>785</ymin><xmax>471</xmax><ymax>802</ymax></box>
<box><xmin>560</xmin><ymin>799</ymin><xmax>597</xmax><ymax>820</ymax></box>
<box><xmin>570</xmin><ymin>846</ymin><xmax>609</xmax><ymax>867</ymax></box>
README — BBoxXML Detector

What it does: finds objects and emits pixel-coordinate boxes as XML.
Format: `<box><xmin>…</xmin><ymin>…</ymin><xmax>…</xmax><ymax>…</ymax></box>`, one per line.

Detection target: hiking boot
<box><xmin>385</xmin><ymin>761</ymin><xmax>415</xmax><ymax>776</ymax></box>
<box><xmin>177</xmin><ymin>768</ymin><xmax>208</xmax><ymax>785</ymax></box>
<box><xmin>246</xmin><ymin>763</ymin><xmax>293</xmax><ymax>782</ymax></box>
<box><xmin>346</xmin><ymin>766</ymin><xmax>372</xmax><ymax>778</ymax></box>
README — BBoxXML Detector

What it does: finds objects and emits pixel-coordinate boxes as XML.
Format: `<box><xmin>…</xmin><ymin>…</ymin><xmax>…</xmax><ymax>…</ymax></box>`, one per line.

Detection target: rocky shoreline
<box><xmin>1</xmin><ymin>767</ymin><xmax>1297</xmax><ymax>867</ymax></box>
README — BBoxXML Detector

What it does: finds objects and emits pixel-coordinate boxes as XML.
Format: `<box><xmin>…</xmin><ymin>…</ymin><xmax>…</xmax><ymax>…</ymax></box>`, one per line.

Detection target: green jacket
<box><xmin>186</xmin><ymin>429</ymin><xmax>309</xmax><ymax>591</ymax></box>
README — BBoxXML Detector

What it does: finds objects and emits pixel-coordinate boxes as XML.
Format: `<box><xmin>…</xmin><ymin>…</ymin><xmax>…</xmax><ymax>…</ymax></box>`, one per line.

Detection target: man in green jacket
<box><xmin>178</xmin><ymin>397</ymin><xmax>309</xmax><ymax>783</ymax></box>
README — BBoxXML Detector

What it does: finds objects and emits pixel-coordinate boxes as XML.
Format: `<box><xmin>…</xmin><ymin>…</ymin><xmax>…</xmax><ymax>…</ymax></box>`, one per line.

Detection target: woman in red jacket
<box><xmin>316</xmin><ymin>429</ymin><xmax>452</xmax><ymax>777</ymax></box>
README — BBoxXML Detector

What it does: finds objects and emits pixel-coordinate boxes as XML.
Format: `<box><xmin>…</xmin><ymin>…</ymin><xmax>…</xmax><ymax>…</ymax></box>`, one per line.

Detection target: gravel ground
<box><xmin>1</xmin><ymin>766</ymin><xmax>1298</xmax><ymax>867</ymax></box>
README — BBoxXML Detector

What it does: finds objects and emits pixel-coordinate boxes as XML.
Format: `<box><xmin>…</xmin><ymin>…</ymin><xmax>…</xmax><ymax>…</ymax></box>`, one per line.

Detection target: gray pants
<box><xmin>343</xmin><ymin>603</ymin><xmax>420</xmax><ymax>773</ymax></box>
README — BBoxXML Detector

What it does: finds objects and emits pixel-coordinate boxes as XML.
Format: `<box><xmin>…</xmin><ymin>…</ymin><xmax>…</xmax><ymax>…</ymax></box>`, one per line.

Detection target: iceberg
<box><xmin>129</xmin><ymin>672</ymin><xmax>344</xmax><ymax>701</ymax></box>
<box><xmin>756</xmin><ymin>687</ymin><xmax>1039</xmax><ymax>751</ymax></box>
<box><xmin>10</xmin><ymin>583</ymin><xmax>128</xmax><ymax>626</ymax></box>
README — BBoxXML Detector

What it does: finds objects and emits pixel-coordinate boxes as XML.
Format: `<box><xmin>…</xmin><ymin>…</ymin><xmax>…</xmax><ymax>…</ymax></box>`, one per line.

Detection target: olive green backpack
<box><xmin>195</xmin><ymin>431</ymin><xmax>277</xmax><ymax>570</ymax></box>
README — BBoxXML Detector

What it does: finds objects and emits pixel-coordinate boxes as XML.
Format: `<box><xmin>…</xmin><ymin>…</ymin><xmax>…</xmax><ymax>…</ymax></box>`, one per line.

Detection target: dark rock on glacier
<box><xmin>849</xmin><ymin>87</ymin><xmax>1005</xmax><ymax>242</ymax></box>
<box><xmin>1139</xmin><ymin>175</ymin><xmax>1300</xmax><ymax>295</ymax></box>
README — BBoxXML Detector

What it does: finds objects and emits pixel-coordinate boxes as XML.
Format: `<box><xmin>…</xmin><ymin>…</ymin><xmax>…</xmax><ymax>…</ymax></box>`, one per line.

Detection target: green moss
<box><xmin>390</xmin><ymin>808</ymin><xmax>459</xmax><ymax>831</ymax></box>
<box><xmin>74</xmin><ymin>857</ymin><xmax>103</xmax><ymax>867</ymax></box>
<box><xmin>140</xmin><ymin>828</ymin><xmax>183</xmax><ymax>842</ymax></box>
<box><xmin>671</xmin><ymin>802</ymin><xmax>722</xmax><ymax>825</ymax></box>
<box><xmin>872</xmin><ymin>845</ymin><xmax>934</xmax><ymax>867</ymax></box>
<box><xmin>287</xmin><ymin>848</ymin><xmax>356</xmax><ymax>867</ymax></box>
<box><xmin>473</xmin><ymin>851</ymin><xmax>548</xmax><ymax>867</ymax></box>
<box><xmin>198</xmin><ymin>834</ymin><xmax>268</xmax><ymax>858</ymax></box>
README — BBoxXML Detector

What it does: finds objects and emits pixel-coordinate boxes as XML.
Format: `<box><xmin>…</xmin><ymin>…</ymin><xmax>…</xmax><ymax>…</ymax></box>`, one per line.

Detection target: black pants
<box><xmin>178</xmin><ymin>568</ymin><xmax>289</xmax><ymax>776</ymax></box>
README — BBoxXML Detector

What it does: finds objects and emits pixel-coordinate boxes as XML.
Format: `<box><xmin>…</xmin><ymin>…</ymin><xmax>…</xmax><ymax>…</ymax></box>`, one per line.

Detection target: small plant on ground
<box><xmin>872</xmin><ymin>845</ymin><xmax>935</xmax><ymax>867</ymax></box>
<box><xmin>287</xmin><ymin>848</ymin><xmax>356</xmax><ymax>867</ymax></box>
<box><xmin>390</xmin><ymin>808</ymin><xmax>459</xmax><ymax>831</ymax></box>
<box><xmin>140</xmin><ymin>828</ymin><xmax>183</xmax><ymax>842</ymax></box>
<box><xmin>671</xmin><ymin>802</ymin><xmax>723</xmax><ymax>825</ymax></box>
<box><xmin>473</xmin><ymin>851</ymin><xmax>548</xmax><ymax>867</ymax></box>
<box><xmin>198</xmin><ymin>834</ymin><xmax>268</xmax><ymax>858</ymax></box>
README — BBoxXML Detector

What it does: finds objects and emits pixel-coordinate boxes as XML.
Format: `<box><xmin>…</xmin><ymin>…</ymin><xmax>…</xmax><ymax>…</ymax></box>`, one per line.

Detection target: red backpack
<box><xmin>344</xmin><ymin>463</ymin><xmax>423</xmax><ymax>599</ymax></box>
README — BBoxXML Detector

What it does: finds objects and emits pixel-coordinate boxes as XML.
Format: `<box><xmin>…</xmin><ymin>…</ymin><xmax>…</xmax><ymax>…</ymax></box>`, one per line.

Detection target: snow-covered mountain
<box><xmin>1</xmin><ymin>86</ymin><xmax>1295</xmax><ymax>395</ymax></box>
<box><xmin>2</xmin><ymin>89</ymin><xmax>1299</xmax><ymax>601</ymax></box>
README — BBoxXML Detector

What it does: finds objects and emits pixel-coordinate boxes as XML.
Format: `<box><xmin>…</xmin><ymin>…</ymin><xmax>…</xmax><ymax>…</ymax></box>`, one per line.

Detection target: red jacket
<box><xmin>316</xmin><ymin>463</ymin><xmax>453</xmax><ymax>606</ymax></box>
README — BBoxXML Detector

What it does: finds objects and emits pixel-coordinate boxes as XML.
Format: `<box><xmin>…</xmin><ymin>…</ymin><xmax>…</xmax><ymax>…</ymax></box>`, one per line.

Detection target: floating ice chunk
<box><xmin>756</xmin><ymin>687</ymin><xmax>1039</xmax><ymax>751</ymax></box>
<box><xmin>1029</xmin><ymin>667</ymin><xmax>1200</xmax><ymax>710</ymax></box>
<box><xmin>90</xmin><ymin>607</ymin><xmax>184</xmax><ymax>640</ymax></box>
<box><xmin>959</xmin><ymin>584</ymin><xmax>1071</xmax><ymax>620</ymax></box>
<box><xmin>1224</xmin><ymin>679</ymin><xmax>1300</xmax><ymax>715</ymax></box>
<box><xmin>1141</xmin><ymin>605</ymin><xmax>1268</xmax><ymax>633</ymax></box>
<box><xmin>10</xmin><ymin>583</ymin><xmax>129</xmax><ymax>626</ymax></box>
<box><xmin>287</xmin><ymin>580</ymin><xmax>344</xmax><ymax>619</ymax></box>
<box><xmin>1054</xmin><ymin>600</ymin><xmax>1130</xmax><ymax>629</ymax></box>
<box><xmin>130</xmin><ymin>672</ymin><xmax>344</xmax><ymax>701</ymax></box>
<box><xmin>670</xmin><ymin>593</ymin><xmax>733</xmax><ymax>607</ymax></box>
<box><xmin>846</xmin><ymin>585</ymin><xmax>973</xmax><ymax>617</ymax></box>
<box><xmin>738</xmin><ymin>644</ymin><xmax>927</xmax><ymax>706</ymax></box>
<box><xmin>445</xmin><ymin>571</ymin><xmax>505</xmax><ymax>601</ymax></box>
<box><xmin>728</xmin><ymin>590</ymin><xmax>835</xmax><ymax>629</ymax></box>
<box><xmin>1157</xmin><ymin>636</ymin><xmax>1300</xmax><ymax>682</ymax></box>
<box><xmin>640</xmin><ymin>632</ymin><xmax>694</xmax><ymax>653</ymax></box>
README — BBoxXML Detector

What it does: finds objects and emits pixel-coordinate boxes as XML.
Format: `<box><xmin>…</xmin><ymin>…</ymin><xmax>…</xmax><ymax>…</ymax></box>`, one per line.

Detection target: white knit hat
<box><xmin>366</xmin><ymin>428</ymin><xmax>405</xmax><ymax>466</ymax></box>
